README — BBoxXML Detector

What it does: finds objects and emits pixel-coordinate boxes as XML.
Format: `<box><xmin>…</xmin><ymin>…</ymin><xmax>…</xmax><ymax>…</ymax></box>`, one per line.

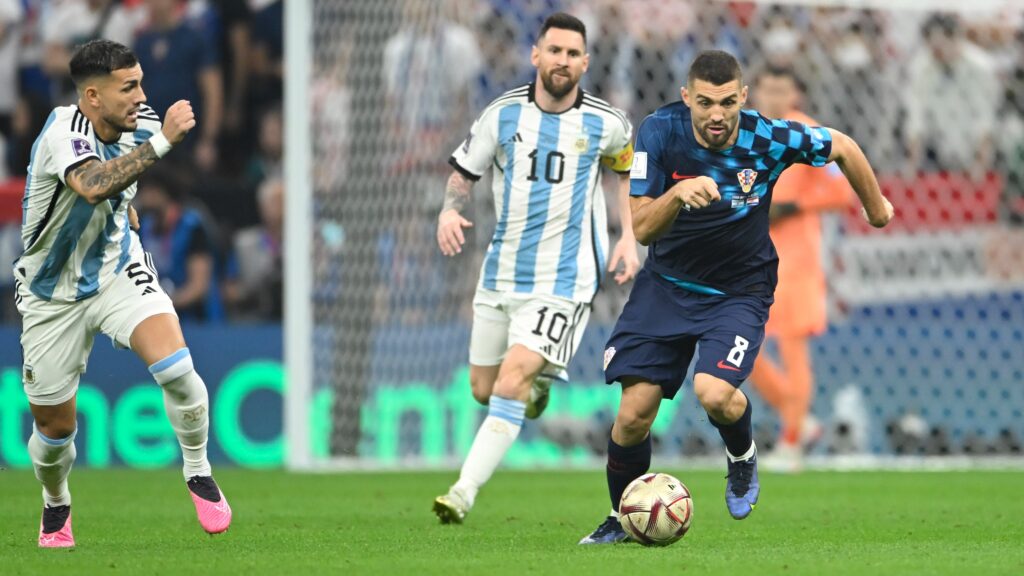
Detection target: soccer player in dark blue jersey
<box><xmin>579</xmin><ymin>50</ymin><xmax>893</xmax><ymax>544</ymax></box>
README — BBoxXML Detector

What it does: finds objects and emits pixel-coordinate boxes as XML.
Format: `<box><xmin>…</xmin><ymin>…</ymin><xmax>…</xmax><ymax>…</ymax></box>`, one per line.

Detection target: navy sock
<box><xmin>606</xmin><ymin>434</ymin><xmax>652</xmax><ymax>512</ymax></box>
<box><xmin>708</xmin><ymin>401</ymin><xmax>753</xmax><ymax>458</ymax></box>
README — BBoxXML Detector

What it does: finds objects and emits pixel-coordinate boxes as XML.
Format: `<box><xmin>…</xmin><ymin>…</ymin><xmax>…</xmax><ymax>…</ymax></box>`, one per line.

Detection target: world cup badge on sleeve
<box><xmin>736</xmin><ymin>169</ymin><xmax>757</xmax><ymax>194</ymax></box>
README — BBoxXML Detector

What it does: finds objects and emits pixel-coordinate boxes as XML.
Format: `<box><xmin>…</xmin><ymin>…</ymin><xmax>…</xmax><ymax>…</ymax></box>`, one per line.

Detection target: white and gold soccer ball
<box><xmin>619</xmin><ymin>472</ymin><xmax>694</xmax><ymax>546</ymax></box>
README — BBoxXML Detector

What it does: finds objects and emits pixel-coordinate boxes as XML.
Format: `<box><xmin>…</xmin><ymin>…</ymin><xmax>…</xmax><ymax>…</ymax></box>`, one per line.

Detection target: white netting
<box><xmin>300</xmin><ymin>0</ymin><xmax>1024</xmax><ymax>465</ymax></box>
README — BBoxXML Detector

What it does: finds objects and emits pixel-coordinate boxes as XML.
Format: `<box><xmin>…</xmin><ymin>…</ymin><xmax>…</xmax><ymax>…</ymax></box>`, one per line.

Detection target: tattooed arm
<box><xmin>66</xmin><ymin>142</ymin><xmax>160</xmax><ymax>204</ymax></box>
<box><xmin>436</xmin><ymin>170</ymin><xmax>475</xmax><ymax>257</ymax></box>
<box><xmin>66</xmin><ymin>99</ymin><xmax>197</xmax><ymax>205</ymax></box>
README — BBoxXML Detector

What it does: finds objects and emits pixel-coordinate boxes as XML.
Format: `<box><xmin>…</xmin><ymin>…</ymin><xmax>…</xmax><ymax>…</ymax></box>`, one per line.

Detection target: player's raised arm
<box><xmin>825</xmin><ymin>128</ymin><xmax>893</xmax><ymax>228</ymax></box>
<box><xmin>66</xmin><ymin>100</ymin><xmax>195</xmax><ymax>204</ymax></box>
<box><xmin>437</xmin><ymin>170</ymin><xmax>475</xmax><ymax>257</ymax></box>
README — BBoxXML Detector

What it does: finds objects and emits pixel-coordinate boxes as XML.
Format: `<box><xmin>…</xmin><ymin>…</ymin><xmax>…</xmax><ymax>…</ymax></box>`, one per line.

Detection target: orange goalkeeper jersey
<box><xmin>767</xmin><ymin>111</ymin><xmax>851</xmax><ymax>337</ymax></box>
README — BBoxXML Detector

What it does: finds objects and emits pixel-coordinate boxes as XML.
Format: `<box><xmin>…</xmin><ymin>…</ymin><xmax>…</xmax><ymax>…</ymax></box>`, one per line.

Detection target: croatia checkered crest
<box><xmin>619</xmin><ymin>472</ymin><xmax>694</xmax><ymax>546</ymax></box>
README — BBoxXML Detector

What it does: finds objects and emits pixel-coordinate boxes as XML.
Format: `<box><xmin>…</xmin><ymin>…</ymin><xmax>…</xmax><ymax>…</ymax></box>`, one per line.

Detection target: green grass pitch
<box><xmin>2</xmin><ymin>468</ymin><xmax>1023</xmax><ymax>575</ymax></box>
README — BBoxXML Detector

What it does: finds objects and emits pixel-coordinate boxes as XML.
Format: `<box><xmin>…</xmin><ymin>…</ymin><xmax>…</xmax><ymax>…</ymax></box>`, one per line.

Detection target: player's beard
<box><xmin>700</xmin><ymin>119</ymin><xmax>735</xmax><ymax>149</ymax></box>
<box><xmin>103</xmin><ymin>109</ymin><xmax>137</xmax><ymax>134</ymax></box>
<box><xmin>540</xmin><ymin>67</ymin><xmax>577</xmax><ymax>100</ymax></box>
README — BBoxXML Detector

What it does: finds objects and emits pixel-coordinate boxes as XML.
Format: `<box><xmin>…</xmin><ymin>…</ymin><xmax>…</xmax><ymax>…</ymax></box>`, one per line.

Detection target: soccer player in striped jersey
<box><xmin>433</xmin><ymin>13</ymin><xmax>639</xmax><ymax>524</ymax></box>
<box><xmin>15</xmin><ymin>40</ymin><xmax>231</xmax><ymax>547</ymax></box>
<box><xmin>579</xmin><ymin>50</ymin><xmax>893</xmax><ymax>544</ymax></box>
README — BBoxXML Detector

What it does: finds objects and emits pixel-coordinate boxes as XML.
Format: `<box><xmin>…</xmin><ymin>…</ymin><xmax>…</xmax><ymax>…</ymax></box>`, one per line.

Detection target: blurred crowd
<box><xmin>0</xmin><ymin>0</ymin><xmax>283</xmax><ymax>324</ymax></box>
<box><xmin>2</xmin><ymin>1</ymin><xmax>1023</xmax><ymax>326</ymax></box>
<box><xmin>319</xmin><ymin>0</ymin><xmax>1024</xmax><ymax>330</ymax></box>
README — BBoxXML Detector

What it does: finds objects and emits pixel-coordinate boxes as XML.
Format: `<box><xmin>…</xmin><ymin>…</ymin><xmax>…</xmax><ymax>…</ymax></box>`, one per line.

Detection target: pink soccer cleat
<box><xmin>187</xmin><ymin>476</ymin><xmax>232</xmax><ymax>534</ymax></box>
<box><xmin>38</xmin><ymin>505</ymin><xmax>74</xmax><ymax>548</ymax></box>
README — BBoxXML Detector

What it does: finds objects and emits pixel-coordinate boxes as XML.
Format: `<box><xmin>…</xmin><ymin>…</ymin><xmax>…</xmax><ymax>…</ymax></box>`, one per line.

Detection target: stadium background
<box><xmin>0</xmin><ymin>0</ymin><xmax>1021</xmax><ymax>471</ymax></box>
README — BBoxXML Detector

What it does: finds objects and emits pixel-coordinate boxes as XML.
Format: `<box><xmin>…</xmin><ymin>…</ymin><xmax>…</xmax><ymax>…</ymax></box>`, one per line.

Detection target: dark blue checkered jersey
<box><xmin>629</xmin><ymin>102</ymin><xmax>832</xmax><ymax>297</ymax></box>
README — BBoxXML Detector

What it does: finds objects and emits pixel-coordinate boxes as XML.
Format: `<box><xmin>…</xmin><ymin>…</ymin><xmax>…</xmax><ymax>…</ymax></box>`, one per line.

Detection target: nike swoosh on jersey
<box><xmin>716</xmin><ymin>360</ymin><xmax>742</xmax><ymax>372</ymax></box>
<box><xmin>672</xmin><ymin>171</ymin><xmax>699</xmax><ymax>180</ymax></box>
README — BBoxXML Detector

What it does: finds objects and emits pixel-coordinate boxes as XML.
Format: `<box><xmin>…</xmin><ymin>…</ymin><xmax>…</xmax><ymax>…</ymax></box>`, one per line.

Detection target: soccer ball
<box><xmin>619</xmin><ymin>472</ymin><xmax>694</xmax><ymax>546</ymax></box>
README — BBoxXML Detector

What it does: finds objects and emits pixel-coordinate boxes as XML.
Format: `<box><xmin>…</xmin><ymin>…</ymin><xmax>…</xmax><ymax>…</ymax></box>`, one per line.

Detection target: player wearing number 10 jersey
<box><xmin>433</xmin><ymin>13</ymin><xmax>639</xmax><ymax>524</ymax></box>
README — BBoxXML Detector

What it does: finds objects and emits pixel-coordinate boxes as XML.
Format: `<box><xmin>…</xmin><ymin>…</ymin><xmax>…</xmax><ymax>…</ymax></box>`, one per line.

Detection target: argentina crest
<box><xmin>574</xmin><ymin>126</ymin><xmax>590</xmax><ymax>153</ymax></box>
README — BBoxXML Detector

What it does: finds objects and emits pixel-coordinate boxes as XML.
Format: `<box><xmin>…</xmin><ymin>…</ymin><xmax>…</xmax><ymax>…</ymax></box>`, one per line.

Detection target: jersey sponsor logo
<box><xmin>461</xmin><ymin>131</ymin><xmax>473</xmax><ymax>153</ymax></box>
<box><xmin>630</xmin><ymin>152</ymin><xmax>647</xmax><ymax>179</ymax></box>
<box><xmin>672</xmin><ymin>171</ymin><xmax>698</xmax><ymax>180</ymax></box>
<box><xmin>604</xmin><ymin>346</ymin><xmax>617</xmax><ymax>371</ymax></box>
<box><xmin>737</xmin><ymin>169</ymin><xmax>757</xmax><ymax>193</ymax></box>
<box><xmin>71</xmin><ymin>138</ymin><xmax>93</xmax><ymax>158</ymax></box>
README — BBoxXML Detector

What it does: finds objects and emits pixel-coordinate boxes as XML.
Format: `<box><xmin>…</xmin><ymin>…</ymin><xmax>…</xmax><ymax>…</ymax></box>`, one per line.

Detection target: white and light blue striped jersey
<box><xmin>14</xmin><ymin>104</ymin><xmax>162</xmax><ymax>303</ymax></box>
<box><xmin>450</xmin><ymin>84</ymin><xmax>633</xmax><ymax>302</ymax></box>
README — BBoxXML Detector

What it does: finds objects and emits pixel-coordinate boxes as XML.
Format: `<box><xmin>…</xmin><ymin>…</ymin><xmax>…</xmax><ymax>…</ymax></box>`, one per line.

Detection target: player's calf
<box><xmin>150</xmin><ymin>347</ymin><xmax>212</xmax><ymax>478</ymax></box>
<box><xmin>525</xmin><ymin>369</ymin><xmax>567</xmax><ymax>419</ymax></box>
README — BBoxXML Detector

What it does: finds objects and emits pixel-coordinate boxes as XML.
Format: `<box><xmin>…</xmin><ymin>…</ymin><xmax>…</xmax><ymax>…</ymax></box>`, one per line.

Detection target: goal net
<box><xmin>285</xmin><ymin>0</ymin><xmax>1024</xmax><ymax>469</ymax></box>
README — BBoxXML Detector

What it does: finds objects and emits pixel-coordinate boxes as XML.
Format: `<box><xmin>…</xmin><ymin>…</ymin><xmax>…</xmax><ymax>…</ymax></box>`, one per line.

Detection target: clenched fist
<box><xmin>162</xmin><ymin>100</ymin><xmax>196</xmax><ymax>146</ymax></box>
<box><xmin>672</xmin><ymin>176</ymin><xmax>721</xmax><ymax>211</ymax></box>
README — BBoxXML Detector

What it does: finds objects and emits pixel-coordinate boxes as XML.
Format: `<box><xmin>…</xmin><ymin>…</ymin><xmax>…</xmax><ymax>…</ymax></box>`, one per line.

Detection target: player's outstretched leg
<box><xmin>30</xmin><ymin>424</ymin><xmax>77</xmax><ymax>548</ymax></box>
<box><xmin>150</xmin><ymin>347</ymin><xmax>232</xmax><ymax>534</ymax></box>
<box><xmin>525</xmin><ymin>368</ymin><xmax>567</xmax><ymax>420</ymax></box>
<box><xmin>697</xmin><ymin>374</ymin><xmax>759</xmax><ymax>519</ymax></box>
<box><xmin>580</xmin><ymin>380</ymin><xmax>659</xmax><ymax>545</ymax></box>
<box><xmin>579</xmin><ymin>434</ymin><xmax>652</xmax><ymax>545</ymax></box>
<box><xmin>434</xmin><ymin>395</ymin><xmax>526</xmax><ymax>523</ymax></box>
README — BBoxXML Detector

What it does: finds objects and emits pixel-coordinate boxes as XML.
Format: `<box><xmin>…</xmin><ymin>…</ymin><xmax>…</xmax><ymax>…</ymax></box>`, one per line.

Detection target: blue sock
<box><xmin>708</xmin><ymin>401</ymin><xmax>753</xmax><ymax>458</ymax></box>
<box><xmin>606</xmin><ymin>434</ymin><xmax>651</xmax><ymax>513</ymax></box>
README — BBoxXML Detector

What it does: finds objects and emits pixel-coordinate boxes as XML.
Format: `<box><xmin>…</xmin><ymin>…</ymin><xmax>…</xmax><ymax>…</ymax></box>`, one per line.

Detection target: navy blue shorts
<box><xmin>604</xmin><ymin>268</ymin><xmax>771</xmax><ymax>399</ymax></box>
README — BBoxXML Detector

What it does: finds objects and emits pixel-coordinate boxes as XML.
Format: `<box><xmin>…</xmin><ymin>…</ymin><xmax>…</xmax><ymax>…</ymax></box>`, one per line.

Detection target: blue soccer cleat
<box><xmin>725</xmin><ymin>445</ymin><xmax>760</xmax><ymax>520</ymax></box>
<box><xmin>578</xmin><ymin>516</ymin><xmax>629</xmax><ymax>545</ymax></box>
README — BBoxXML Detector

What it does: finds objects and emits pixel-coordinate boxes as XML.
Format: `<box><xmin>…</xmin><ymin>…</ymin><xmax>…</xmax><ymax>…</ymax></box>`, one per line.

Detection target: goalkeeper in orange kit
<box><xmin>749</xmin><ymin>66</ymin><xmax>852</xmax><ymax>471</ymax></box>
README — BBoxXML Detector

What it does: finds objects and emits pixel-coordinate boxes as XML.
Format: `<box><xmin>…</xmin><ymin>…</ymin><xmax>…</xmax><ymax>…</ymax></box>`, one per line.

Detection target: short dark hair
<box><xmin>687</xmin><ymin>50</ymin><xmax>742</xmax><ymax>86</ymax></box>
<box><xmin>538</xmin><ymin>12</ymin><xmax>586</xmax><ymax>47</ymax></box>
<box><xmin>922</xmin><ymin>14</ymin><xmax>959</xmax><ymax>39</ymax></box>
<box><xmin>69</xmin><ymin>40</ymin><xmax>138</xmax><ymax>88</ymax></box>
<box><xmin>755</xmin><ymin>64</ymin><xmax>806</xmax><ymax>94</ymax></box>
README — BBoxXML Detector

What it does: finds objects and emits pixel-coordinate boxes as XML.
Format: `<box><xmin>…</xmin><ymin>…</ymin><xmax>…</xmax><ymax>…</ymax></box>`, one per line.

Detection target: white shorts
<box><xmin>469</xmin><ymin>288</ymin><xmax>591</xmax><ymax>369</ymax></box>
<box><xmin>16</xmin><ymin>250</ymin><xmax>177</xmax><ymax>405</ymax></box>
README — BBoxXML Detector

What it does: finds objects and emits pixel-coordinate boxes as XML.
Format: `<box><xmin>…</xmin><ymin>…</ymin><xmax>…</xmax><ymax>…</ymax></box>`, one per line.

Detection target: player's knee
<box><xmin>694</xmin><ymin>376</ymin><xmax>738</xmax><ymax>415</ymax></box>
<box><xmin>615</xmin><ymin>408</ymin><xmax>655</xmax><ymax>443</ymax></box>
<box><xmin>469</xmin><ymin>369</ymin><xmax>495</xmax><ymax>406</ymax></box>
<box><xmin>35</xmin><ymin>419</ymin><xmax>76</xmax><ymax>441</ymax></box>
<box><xmin>469</xmin><ymin>383</ymin><xmax>491</xmax><ymax>406</ymax></box>
<box><xmin>492</xmin><ymin>372</ymin><xmax>531</xmax><ymax>402</ymax></box>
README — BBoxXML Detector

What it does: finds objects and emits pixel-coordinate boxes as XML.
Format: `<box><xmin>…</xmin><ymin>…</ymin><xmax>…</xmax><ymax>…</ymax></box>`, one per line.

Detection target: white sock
<box><xmin>149</xmin><ymin>348</ymin><xmax>212</xmax><ymax>478</ymax></box>
<box><xmin>609</xmin><ymin>508</ymin><xmax>619</xmax><ymax>519</ymax></box>
<box><xmin>29</xmin><ymin>425</ymin><xmax>76</xmax><ymax>507</ymax></box>
<box><xmin>453</xmin><ymin>396</ymin><xmax>526</xmax><ymax>506</ymax></box>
